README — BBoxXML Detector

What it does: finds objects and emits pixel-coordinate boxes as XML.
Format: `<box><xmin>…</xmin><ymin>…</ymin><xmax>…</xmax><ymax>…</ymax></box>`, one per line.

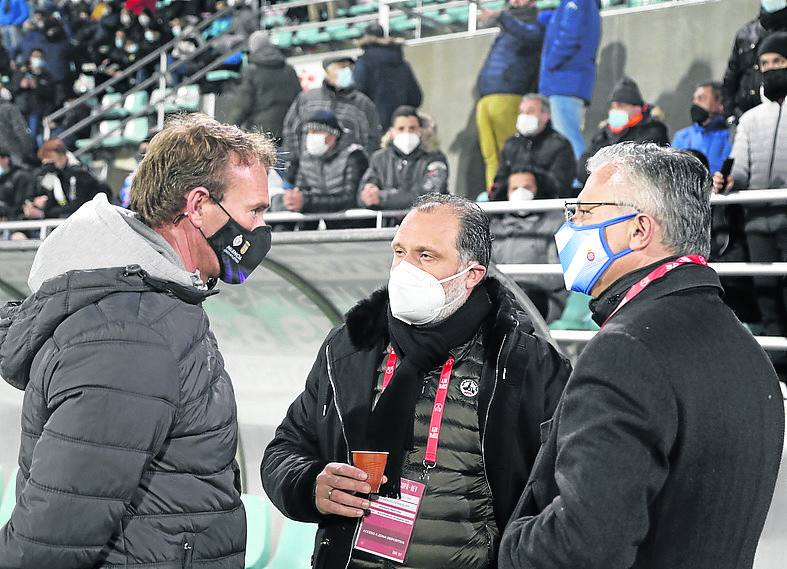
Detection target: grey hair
<box><xmin>586</xmin><ymin>142</ymin><xmax>712</xmax><ymax>257</ymax></box>
<box><xmin>521</xmin><ymin>93</ymin><xmax>550</xmax><ymax>114</ymax></box>
<box><xmin>411</xmin><ymin>193</ymin><xmax>492</xmax><ymax>269</ymax></box>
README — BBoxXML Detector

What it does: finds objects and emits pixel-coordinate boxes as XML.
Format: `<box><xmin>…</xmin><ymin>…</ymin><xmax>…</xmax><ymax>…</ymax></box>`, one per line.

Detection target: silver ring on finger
<box><xmin>327</xmin><ymin>488</ymin><xmax>333</xmax><ymax>501</ymax></box>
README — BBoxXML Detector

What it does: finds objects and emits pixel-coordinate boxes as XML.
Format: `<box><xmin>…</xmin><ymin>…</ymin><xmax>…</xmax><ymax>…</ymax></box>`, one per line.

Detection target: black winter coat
<box><xmin>578</xmin><ymin>114</ymin><xmax>669</xmax><ymax>184</ymax></box>
<box><xmin>0</xmin><ymin>165</ymin><xmax>34</xmax><ymax>219</ymax></box>
<box><xmin>499</xmin><ymin>261</ymin><xmax>784</xmax><ymax>569</ymax></box>
<box><xmin>227</xmin><ymin>44</ymin><xmax>301</xmax><ymax>142</ymax></box>
<box><xmin>353</xmin><ymin>41</ymin><xmax>423</xmax><ymax>130</ymax></box>
<box><xmin>491</xmin><ymin>123</ymin><xmax>576</xmax><ymax>199</ymax></box>
<box><xmin>261</xmin><ymin>278</ymin><xmax>571</xmax><ymax>569</ymax></box>
<box><xmin>0</xmin><ymin>267</ymin><xmax>245</xmax><ymax>568</ymax></box>
<box><xmin>33</xmin><ymin>163</ymin><xmax>110</xmax><ymax>218</ymax></box>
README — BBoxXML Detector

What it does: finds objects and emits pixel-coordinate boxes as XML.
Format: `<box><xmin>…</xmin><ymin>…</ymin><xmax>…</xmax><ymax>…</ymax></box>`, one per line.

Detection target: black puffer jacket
<box><xmin>261</xmin><ymin>278</ymin><xmax>570</xmax><ymax>569</ymax></box>
<box><xmin>723</xmin><ymin>11</ymin><xmax>787</xmax><ymax>122</ymax></box>
<box><xmin>0</xmin><ymin>267</ymin><xmax>245</xmax><ymax>568</ymax></box>
<box><xmin>578</xmin><ymin>112</ymin><xmax>669</xmax><ymax>185</ymax></box>
<box><xmin>491</xmin><ymin>123</ymin><xmax>576</xmax><ymax>199</ymax></box>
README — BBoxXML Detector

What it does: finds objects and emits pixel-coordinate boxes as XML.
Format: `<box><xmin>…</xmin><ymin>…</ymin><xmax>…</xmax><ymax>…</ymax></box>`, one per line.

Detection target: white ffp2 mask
<box><xmin>388</xmin><ymin>261</ymin><xmax>475</xmax><ymax>325</ymax></box>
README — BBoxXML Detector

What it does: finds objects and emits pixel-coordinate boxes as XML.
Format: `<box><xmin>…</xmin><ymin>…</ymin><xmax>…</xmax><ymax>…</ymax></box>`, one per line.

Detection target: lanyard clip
<box><xmin>420</xmin><ymin>459</ymin><xmax>435</xmax><ymax>481</ymax></box>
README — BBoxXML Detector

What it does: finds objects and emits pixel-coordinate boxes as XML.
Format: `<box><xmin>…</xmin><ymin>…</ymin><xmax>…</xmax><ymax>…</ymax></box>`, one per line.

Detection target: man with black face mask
<box><xmin>0</xmin><ymin>114</ymin><xmax>276</xmax><ymax>568</ymax></box>
<box><xmin>672</xmin><ymin>81</ymin><xmax>731</xmax><ymax>174</ymax></box>
<box><xmin>722</xmin><ymin>0</ymin><xmax>787</xmax><ymax>125</ymax></box>
<box><xmin>714</xmin><ymin>32</ymin><xmax>787</xmax><ymax>380</ymax></box>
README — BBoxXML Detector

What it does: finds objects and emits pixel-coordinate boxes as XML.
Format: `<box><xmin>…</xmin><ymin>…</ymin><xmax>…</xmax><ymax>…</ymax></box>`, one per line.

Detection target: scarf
<box><xmin>365</xmin><ymin>283</ymin><xmax>493</xmax><ymax>496</ymax></box>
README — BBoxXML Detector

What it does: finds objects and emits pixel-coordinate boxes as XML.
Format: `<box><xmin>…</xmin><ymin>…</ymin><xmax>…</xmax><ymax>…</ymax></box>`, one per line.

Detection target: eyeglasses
<box><xmin>563</xmin><ymin>201</ymin><xmax>641</xmax><ymax>222</ymax></box>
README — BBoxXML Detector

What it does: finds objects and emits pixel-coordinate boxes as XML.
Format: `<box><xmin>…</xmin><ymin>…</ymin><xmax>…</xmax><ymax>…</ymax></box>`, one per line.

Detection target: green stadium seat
<box><xmin>206</xmin><ymin>69</ymin><xmax>241</xmax><ymax>82</ymax></box>
<box><xmin>101</xmin><ymin>92</ymin><xmax>125</xmax><ymax>119</ymax></box>
<box><xmin>265</xmin><ymin>518</ymin><xmax>318</xmax><ymax>569</ymax></box>
<box><xmin>175</xmin><ymin>84</ymin><xmax>201</xmax><ymax>112</ymax></box>
<box><xmin>150</xmin><ymin>88</ymin><xmax>179</xmax><ymax>113</ymax></box>
<box><xmin>0</xmin><ymin>467</ymin><xmax>18</xmax><ymax>526</ymax></box>
<box><xmin>97</xmin><ymin>120</ymin><xmax>125</xmax><ymax>148</ymax></box>
<box><xmin>262</xmin><ymin>15</ymin><xmax>287</xmax><ymax>29</ymax></box>
<box><xmin>123</xmin><ymin>91</ymin><xmax>149</xmax><ymax>115</ymax></box>
<box><xmin>328</xmin><ymin>24</ymin><xmax>364</xmax><ymax>41</ymax></box>
<box><xmin>272</xmin><ymin>30</ymin><xmax>293</xmax><ymax>49</ymax></box>
<box><xmin>348</xmin><ymin>2</ymin><xmax>378</xmax><ymax>16</ymax></box>
<box><xmin>122</xmin><ymin>117</ymin><xmax>149</xmax><ymax>144</ymax></box>
<box><xmin>336</xmin><ymin>7</ymin><xmax>348</xmax><ymax>17</ymax></box>
<box><xmin>549</xmin><ymin>292</ymin><xmax>599</xmax><ymax>331</ymax></box>
<box><xmin>535</xmin><ymin>0</ymin><xmax>560</xmax><ymax>9</ymax></box>
<box><xmin>242</xmin><ymin>494</ymin><xmax>273</xmax><ymax>569</ymax></box>
<box><xmin>390</xmin><ymin>16</ymin><xmax>417</xmax><ymax>33</ymax></box>
<box><xmin>446</xmin><ymin>5</ymin><xmax>469</xmax><ymax>24</ymax></box>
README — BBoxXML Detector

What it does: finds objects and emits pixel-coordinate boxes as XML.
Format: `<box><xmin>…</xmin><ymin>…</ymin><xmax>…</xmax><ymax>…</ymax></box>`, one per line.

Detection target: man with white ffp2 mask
<box><xmin>359</xmin><ymin>105</ymin><xmax>449</xmax><ymax>211</ymax></box>
<box><xmin>262</xmin><ymin>193</ymin><xmax>570</xmax><ymax>569</ymax></box>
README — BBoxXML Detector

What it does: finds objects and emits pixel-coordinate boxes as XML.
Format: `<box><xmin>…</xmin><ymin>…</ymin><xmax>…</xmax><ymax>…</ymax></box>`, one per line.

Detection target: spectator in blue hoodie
<box><xmin>672</xmin><ymin>82</ymin><xmax>732</xmax><ymax>174</ymax></box>
<box><xmin>475</xmin><ymin>0</ymin><xmax>545</xmax><ymax>191</ymax></box>
<box><xmin>539</xmin><ymin>0</ymin><xmax>601</xmax><ymax>159</ymax></box>
<box><xmin>0</xmin><ymin>0</ymin><xmax>29</xmax><ymax>52</ymax></box>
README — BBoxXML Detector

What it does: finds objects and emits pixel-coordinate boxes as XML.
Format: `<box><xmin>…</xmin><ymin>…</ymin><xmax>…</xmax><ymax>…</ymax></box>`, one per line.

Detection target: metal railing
<box><xmin>42</xmin><ymin>6</ymin><xmax>238</xmax><ymax>142</ymax></box>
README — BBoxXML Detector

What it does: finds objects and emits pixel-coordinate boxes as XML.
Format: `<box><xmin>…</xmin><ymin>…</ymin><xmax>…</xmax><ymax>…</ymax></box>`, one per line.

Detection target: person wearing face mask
<box><xmin>282</xmin><ymin>55</ymin><xmax>381</xmax><ymax>183</ymax></box>
<box><xmin>475</xmin><ymin>0</ymin><xmax>546</xmax><ymax>191</ymax></box>
<box><xmin>672</xmin><ymin>82</ymin><xmax>732</xmax><ymax>174</ymax></box>
<box><xmin>11</xmin><ymin>48</ymin><xmax>55</xmax><ymax>143</ymax></box>
<box><xmin>490</xmin><ymin>93</ymin><xmax>576</xmax><ymax>200</ymax></box>
<box><xmin>577</xmin><ymin>77</ymin><xmax>669</xmax><ymax>186</ymax></box>
<box><xmin>358</xmin><ymin>105</ymin><xmax>448</xmax><ymax>213</ymax></box>
<box><xmin>0</xmin><ymin>151</ymin><xmax>35</xmax><ymax>221</ymax></box>
<box><xmin>713</xmin><ymin>33</ymin><xmax>787</xmax><ymax>378</ymax></box>
<box><xmin>722</xmin><ymin>0</ymin><xmax>787</xmax><ymax>126</ymax></box>
<box><xmin>272</xmin><ymin>110</ymin><xmax>368</xmax><ymax>229</ymax></box>
<box><xmin>262</xmin><ymin>193</ymin><xmax>570</xmax><ymax>569</ymax></box>
<box><xmin>490</xmin><ymin>170</ymin><xmax>566</xmax><ymax>321</ymax></box>
<box><xmin>0</xmin><ymin>114</ymin><xmax>276</xmax><ymax>568</ymax></box>
<box><xmin>499</xmin><ymin>142</ymin><xmax>784</xmax><ymax>569</ymax></box>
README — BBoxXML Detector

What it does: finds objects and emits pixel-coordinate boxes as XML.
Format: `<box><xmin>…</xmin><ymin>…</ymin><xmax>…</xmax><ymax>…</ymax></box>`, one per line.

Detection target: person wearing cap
<box><xmin>713</xmin><ymin>32</ymin><xmax>787</xmax><ymax>378</ymax></box>
<box><xmin>722</xmin><ymin>0</ymin><xmax>787</xmax><ymax>126</ymax></box>
<box><xmin>282</xmin><ymin>54</ymin><xmax>381</xmax><ymax>183</ymax></box>
<box><xmin>577</xmin><ymin>77</ymin><xmax>669</xmax><ymax>185</ymax></box>
<box><xmin>490</xmin><ymin>93</ymin><xmax>576</xmax><ymax>200</ymax></box>
<box><xmin>227</xmin><ymin>30</ymin><xmax>301</xmax><ymax>144</ymax></box>
<box><xmin>358</xmin><ymin>105</ymin><xmax>448</xmax><ymax>213</ymax></box>
<box><xmin>31</xmin><ymin>138</ymin><xmax>110</xmax><ymax>219</ymax></box>
<box><xmin>272</xmin><ymin>110</ymin><xmax>368</xmax><ymax>228</ymax></box>
<box><xmin>353</xmin><ymin>24</ymin><xmax>423</xmax><ymax>131</ymax></box>
<box><xmin>499</xmin><ymin>142</ymin><xmax>784</xmax><ymax>569</ymax></box>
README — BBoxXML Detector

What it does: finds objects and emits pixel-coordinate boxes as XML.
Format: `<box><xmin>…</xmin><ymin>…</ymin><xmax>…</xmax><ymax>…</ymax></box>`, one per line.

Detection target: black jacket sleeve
<box><xmin>44</xmin><ymin>169</ymin><xmax>109</xmax><ymax>218</ymax></box>
<box><xmin>535</xmin><ymin>140</ymin><xmax>577</xmax><ymax>199</ymax></box>
<box><xmin>0</xmin><ymin>323</ymin><xmax>179</xmax><ymax>568</ymax></box>
<box><xmin>304</xmin><ymin>150</ymin><xmax>369</xmax><ymax>213</ymax></box>
<box><xmin>261</xmin><ymin>333</ymin><xmax>336</xmax><ymax>523</ymax></box>
<box><xmin>499</xmin><ymin>333</ymin><xmax>677</xmax><ymax>569</ymax></box>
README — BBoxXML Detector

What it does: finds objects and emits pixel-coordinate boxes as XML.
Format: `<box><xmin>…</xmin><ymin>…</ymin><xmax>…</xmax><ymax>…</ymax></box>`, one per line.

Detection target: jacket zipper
<box><xmin>325</xmin><ymin>344</ymin><xmax>361</xmax><ymax>569</ymax></box>
<box><xmin>181</xmin><ymin>536</ymin><xmax>194</xmax><ymax>569</ymax></box>
<box><xmin>481</xmin><ymin>326</ymin><xmax>514</xmax><ymax>507</ymax></box>
<box><xmin>767</xmin><ymin>102</ymin><xmax>783</xmax><ymax>186</ymax></box>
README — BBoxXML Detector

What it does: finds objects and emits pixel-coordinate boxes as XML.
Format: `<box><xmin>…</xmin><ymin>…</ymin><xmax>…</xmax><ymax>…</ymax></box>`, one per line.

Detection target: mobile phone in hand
<box><xmin>720</xmin><ymin>158</ymin><xmax>734</xmax><ymax>179</ymax></box>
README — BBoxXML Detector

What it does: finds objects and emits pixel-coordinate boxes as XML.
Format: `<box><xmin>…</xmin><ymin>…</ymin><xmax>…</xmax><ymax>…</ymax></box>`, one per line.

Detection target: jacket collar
<box><xmin>343</xmin><ymin>276</ymin><xmax>530</xmax><ymax>357</ymax></box>
<box><xmin>589</xmin><ymin>256</ymin><xmax>722</xmax><ymax>326</ymax></box>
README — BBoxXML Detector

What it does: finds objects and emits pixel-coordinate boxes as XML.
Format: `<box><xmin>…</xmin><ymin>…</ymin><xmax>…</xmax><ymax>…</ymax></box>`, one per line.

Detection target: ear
<box><xmin>183</xmin><ymin>186</ymin><xmax>212</xmax><ymax>229</ymax></box>
<box><xmin>628</xmin><ymin>213</ymin><xmax>657</xmax><ymax>251</ymax></box>
<box><xmin>466</xmin><ymin>263</ymin><xmax>487</xmax><ymax>290</ymax></box>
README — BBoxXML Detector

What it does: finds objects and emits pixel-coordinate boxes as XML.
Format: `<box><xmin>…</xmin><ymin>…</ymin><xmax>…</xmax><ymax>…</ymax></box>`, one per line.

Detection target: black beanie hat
<box><xmin>610</xmin><ymin>76</ymin><xmax>645</xmax><ymax>106</ymax></box>
<box><xmin>758</xmin><ymin>31</ymin><xmax>787</xmax><ymax>59</ymax></box>
<box><xmin>303</xmin><ymin>110</ymin><xmax>343</xmax><ymax>137</ymax></box>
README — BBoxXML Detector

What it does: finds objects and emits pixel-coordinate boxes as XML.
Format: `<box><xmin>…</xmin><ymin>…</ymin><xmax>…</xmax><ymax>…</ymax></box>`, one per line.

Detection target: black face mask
<box><xmin>763</xmin><ymin>67</ymin><xmax>787</xmax><ymax>101</ymax></box>
<box><xmin>199</xmin><ymin>199</ymin><xmax>272</xmax><ymax>285</ymax></box>
<box><xmin>760</xmin><ymin>7</ymin><xmax>787</xmax><ymax>31</ymax></box>
<box><xmin>690</xmin><ymin>104</ymin><xmax>710</xmax><ymax>125</ymax></box>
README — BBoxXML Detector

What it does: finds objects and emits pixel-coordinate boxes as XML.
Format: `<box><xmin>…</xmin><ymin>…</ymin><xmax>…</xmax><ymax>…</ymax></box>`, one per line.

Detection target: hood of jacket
<box><xmin>249</xmin><ymin>43</ymin><xmax>286</xmax><ymax>67</ymax></box>
<box><xmin>344</xmin><ymin>276</ymin><xmax>532</xmax><ymax>356</ymax></box>
<box><xmin>27</xmin><ymin>193</ymin><xmax>204</xmax><ymax>293</ymax></box>
<box><xmin>359</xmin><ymin>42</ymin><xmax>404</xmax><ymax>65</ymax></box>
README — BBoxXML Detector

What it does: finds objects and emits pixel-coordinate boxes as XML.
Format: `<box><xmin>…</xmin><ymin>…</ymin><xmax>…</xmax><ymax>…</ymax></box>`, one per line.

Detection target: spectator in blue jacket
<box><xmin>475</xmin><ymin>0</ymin><xmax>545</xmax><ymax>191</ymax></box>
<box><xmin>539</xmin><ymin>0</ymin><xmax>601</xmax><ymax>159</ymax></box>
<box><xmin>0</xmin><ymin>0</ymin><xmax>29</xmax><ymax>52</ymax></box>
<box><xmin>672</xmin><ymin>82</ymin><xmax>731</xmax><ymax>174</ymax></box>
<box><xmin>354</xmin><ymin>24</ymin><xmax>422</xmax><ymax>130</ymax></box>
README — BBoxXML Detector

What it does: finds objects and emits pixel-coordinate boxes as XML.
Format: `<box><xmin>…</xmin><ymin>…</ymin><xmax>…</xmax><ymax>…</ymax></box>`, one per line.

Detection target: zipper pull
<box><xmin>184</xmin><ymin>541</ymin><xmax>192</xmax><ymax>551</ymax></box>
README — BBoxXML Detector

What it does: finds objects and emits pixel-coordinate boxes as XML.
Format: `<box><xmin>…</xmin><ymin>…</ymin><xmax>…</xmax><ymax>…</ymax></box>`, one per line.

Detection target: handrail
<box><xmin>497</xmin><ymin>263</ymin><xmax>787</xmax><ymax>277</ymax></box>
<box><xmin>3</xmin><ymin>189</ymin><xmax>787</xmax><ymax>238</ymax></box>
<box><xmin>43</xmin><ymin>6</ymin><xmax>237</xmax><ymax>137</ymax></box>
<box><xmin>70</xmin><ymin>35</ymin><xmax>247</xmax><ymax>157</ymax></box>
<box><xmin>549</xmin><ymin>330</ymin><xmax>787</xmax><ymax>352</ymax></box>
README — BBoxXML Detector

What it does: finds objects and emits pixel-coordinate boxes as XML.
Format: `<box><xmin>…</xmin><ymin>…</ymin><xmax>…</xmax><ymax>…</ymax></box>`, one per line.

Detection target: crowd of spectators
<box><xmin>1</xmin><ymin>0</ymin><xmax>787</xmax><ymax>368</ymax></box>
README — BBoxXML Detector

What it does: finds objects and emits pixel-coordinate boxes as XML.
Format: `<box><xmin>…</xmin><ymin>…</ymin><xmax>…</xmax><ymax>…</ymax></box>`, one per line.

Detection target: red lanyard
<box><xmin>382</xmin><ymin>348</ymin><xmax>455</xmax><ymax>469</ymax></box>
<box><xmin>603</xmin><ymin>255</ymin><xmax>708</xmax><ymax>327</ymax></box>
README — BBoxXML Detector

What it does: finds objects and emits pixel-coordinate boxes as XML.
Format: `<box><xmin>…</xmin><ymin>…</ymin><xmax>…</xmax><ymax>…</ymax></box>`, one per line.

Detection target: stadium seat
<box><xmin>446</xmin><ymin>5</ymin><xmax>469</xmax><ymax>24</ymax></box>
<box><xmin>150</xmin><ymin>87</ymin><xmax>179</xmax><ymax>113</ymax></box>
<box><xmin>122</xmin><ymin>117</ymin><xmax>149</xmax><ymax>144</ymax></box>
<box><xmin>549</xmin><ymin>292</ymin><xmax>599</xmax><ymax>331</ymax></box>
<box><xmin>265</xmin><ymin>518</ymin><xmax>317</xmax><ymax>569</ymax></box>
<box><xmin>242</xmin><ymin>494</ymin><xmax>273</xmax><ymax>569</ymax></box>
<box><xmin>390</xmin><ymin>16</ymin><xmax>417</xmax><ymax>33</ymax></box>
<box><xmin>0</xmin><ymin>466</ymin><xmax>18</xmax><ymax>526</ymax></box>
<box><xmin>272</xmin><ymin>30</ymin><xmax>294</xmax><ymax>49</ymax></box>
<box><xmin>348</xmin><ymin>3</ymin><xmax>378</xmax><ymax>16</ymax></box>
<box><xmin>175</xmin><ymin>85</ymin><xmax>201</xmax><ymax>112</ymax></box>
<box><xmin>262</xmin><ymin>15</ymin><xmax>287</xmax><ymax>29</ymax></box>
<box><xmin>123</xmin><ymin>91</ymin><xmax>149</xmax><ymax>116</ymax></box>
<box><xmin>101</xmin><ymin>92</ymin><xmax>125</xmax><ymax>119</ymax></box>
<box><xmin>327</xmin><ymin>23</ymin><xmax>364</xmax><ymax>41</ymax></box>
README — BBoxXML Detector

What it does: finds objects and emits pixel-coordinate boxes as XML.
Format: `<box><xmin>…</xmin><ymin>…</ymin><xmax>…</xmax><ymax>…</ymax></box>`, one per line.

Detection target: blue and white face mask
<box><xmin>554</xmin><ymin>213</ymin><xmax>637</xmax><ymax>295</ymax></box>
<box><xmin>762</xmin><ymin>0</ymin><xmax>787</xmax><ymax>14</ymax></box>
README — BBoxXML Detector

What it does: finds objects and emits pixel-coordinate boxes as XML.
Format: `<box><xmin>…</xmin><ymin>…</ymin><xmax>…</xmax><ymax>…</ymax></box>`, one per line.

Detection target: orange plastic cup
<box><xmin>351</xmin><ymin>451</ymin><xmax>388</xmax><ymax>494</ymax></box>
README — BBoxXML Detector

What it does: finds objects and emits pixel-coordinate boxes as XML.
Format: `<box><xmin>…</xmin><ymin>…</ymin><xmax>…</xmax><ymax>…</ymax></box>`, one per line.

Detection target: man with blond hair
<box><xmin>0</xmin><ymin>114</ymin><xmax>276</xmax><ymax>568</ymax></box>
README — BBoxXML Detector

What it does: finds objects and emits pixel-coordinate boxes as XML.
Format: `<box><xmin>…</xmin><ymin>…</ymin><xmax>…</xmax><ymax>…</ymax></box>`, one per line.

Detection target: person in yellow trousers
<box><xmin>475</xmin><ymin>0</ymin><xmax>546</xmax><ymax>191</ymax></box>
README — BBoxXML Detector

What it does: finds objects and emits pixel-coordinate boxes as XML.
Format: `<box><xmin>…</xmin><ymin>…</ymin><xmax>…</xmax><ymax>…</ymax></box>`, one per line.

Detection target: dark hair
<box><xmin>680</xmin><ymin>149</ymin><xmax>710</xmax><ymax>172</ymax></box>
<box><xmin>390</xmin><ymin>105</ymin><xmax>422</xmax><ymax>127</ymax></box>
<box><xmin>697</xmin><ymin>81</ymin><xmax>722</xmax><ymax>103</ymax></box>
<box><xmin>411</xmin><ymin>193</ymin><xmax>492</xmax><ymax>268</ymax></box>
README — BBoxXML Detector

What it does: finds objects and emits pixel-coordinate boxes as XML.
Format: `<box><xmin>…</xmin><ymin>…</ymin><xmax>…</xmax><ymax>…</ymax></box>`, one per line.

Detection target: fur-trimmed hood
<box><xmin>344</xmin><ymin>276</ymin><xmax>533</xmax><ymax>352</ymax></box>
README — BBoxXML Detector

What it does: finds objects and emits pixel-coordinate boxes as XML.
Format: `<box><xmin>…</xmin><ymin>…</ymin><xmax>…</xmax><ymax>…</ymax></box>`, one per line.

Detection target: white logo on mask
<box><xmin>232</xmin><ymin>235</ymin><xmax>243</xmax><ymax>247</ymax></box>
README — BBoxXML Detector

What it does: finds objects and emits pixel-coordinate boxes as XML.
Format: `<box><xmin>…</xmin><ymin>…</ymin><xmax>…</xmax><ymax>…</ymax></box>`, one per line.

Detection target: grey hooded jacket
<box><xmin>0</xmin><ymin>195</ymin><xmax>245</xmax><ymax>568</ymax></box>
